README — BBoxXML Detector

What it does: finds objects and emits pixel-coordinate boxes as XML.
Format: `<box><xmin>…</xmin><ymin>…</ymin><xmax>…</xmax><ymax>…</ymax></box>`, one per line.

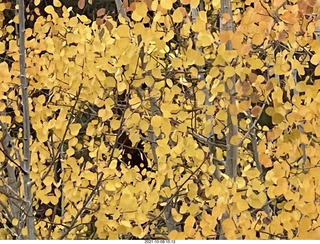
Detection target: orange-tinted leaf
<box><xmin>97</xmin><ymin>8</ymin><xmax>106</xmax><ymax>17</ymax></box>
<box><xmin>251</xmin><ymin>105</ymin><xmax>262</xmax><ymax>117</ymax></box>
<box><xmin>78</xmin><ymin>0</ymin><xmax>85</xmax><ymax>9</ymax></box>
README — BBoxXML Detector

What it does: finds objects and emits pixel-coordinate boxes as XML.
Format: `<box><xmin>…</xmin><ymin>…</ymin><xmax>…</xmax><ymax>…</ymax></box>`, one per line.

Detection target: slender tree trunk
<box><xmin>18</xmin><ymin>0</ymin><xmax>35</xmax><ymax>239</ymax></box>
<box><xmin>191</xmin><ymin>5</ymin><xmax>220</xmax><ymax>180</ymax></box>
<box><xmin>220</xmin><ymin>0</ymin><xmax>238</xmax><ymax>178</ymax></box>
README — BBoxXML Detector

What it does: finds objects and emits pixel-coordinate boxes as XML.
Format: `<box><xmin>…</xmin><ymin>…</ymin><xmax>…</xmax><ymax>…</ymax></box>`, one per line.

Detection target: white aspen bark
<box><xmin>220</xmin><ymin>0</ymin><xmax>238</xmax><ymax>178</ymax></box>
<box><xmin>191</xmin><ymin>6</ymin><xmax>220</xmax><ymax>179</ymax></box>
<box><xmin>115</xmin><ymin>0</ymin><xmax>127</xmax><ymax>18</ymax></box>
<box><xmin>18</xmin><ymin>0</ymin><xmax>35</xmax><ymax>239</ymax></box>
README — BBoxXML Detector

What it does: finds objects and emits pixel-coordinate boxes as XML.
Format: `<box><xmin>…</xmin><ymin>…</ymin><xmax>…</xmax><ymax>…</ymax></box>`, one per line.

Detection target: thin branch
<box><xmin>40</xmin><ymin>84</ymin><xmax>83</xmax><ymax>182</ymax></box>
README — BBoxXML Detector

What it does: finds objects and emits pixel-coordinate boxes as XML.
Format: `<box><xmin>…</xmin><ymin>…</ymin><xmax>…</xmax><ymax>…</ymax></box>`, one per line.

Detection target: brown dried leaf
<box><xmin>97</xmin><ymin>8</ymin><xmax>106</xmax><ymax>17</ymax></box>
<box><xmin>251</xmin><ymin>105</ymin><xmax>262</xmax><ymax>117</ymax></box>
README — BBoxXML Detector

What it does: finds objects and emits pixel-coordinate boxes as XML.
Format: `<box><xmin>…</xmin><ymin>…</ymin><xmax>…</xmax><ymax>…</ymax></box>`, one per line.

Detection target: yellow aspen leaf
<box><xmin>132</xmin><ymin>2</ymin><xmax>148</xmax><ymax>21</ymax></box>
<box><xmin>230</xmin><ymin>135</ymin><xmax>239</xmax><ymax>146</ymax></box>
<box><xmin>34</xmin><ymin>0</ymin><xmax>41</xmax><ymax>6</ymax></box>
<box><xmin>6</xmin><ymin>25</ymin><xmax>14</xmax><ymax>34</ymax></box>
<box><xmin>219</xmin><ymin>31</ymin><xmax>233</xmax><ymax>43</ymax></box>
<box><xmin>247</xmin><ymin>191</ymin><xmax>267</xmax><ymax>209</ymax></box>
<box><xmin>295</xmin><ymin>81</ymin><xmax>306</xmax><ymax>92</ymax></box>
<box><xmin>216</xmin><ymin>110</ymin><xmax>227</xmax><ymax>121</ymax></box>
<box><xmin>189</xmin><ymin>204</ymin><xmax>199</xmax><ymax>215</ymax></box>
<box><xmin>53</xmin><ymin>0</ymin><xmax>62</xmax><ymax>7</ymax></box>
<box><xmin>223</xmin><ymin>50</ymin><xmax>237</xmax><ymax>62</ymax></box>
<box><xmin>152</xmin><ymin>68</ymin><xmax>163</xmax><ymax>79</ymax></box>
<box><xmin>281</xmin><ymin>62</ymin><xmax>290</xmax><ymax>72</ymax></box>
<box><xmin>209</xmin><ymin>67</ymin><xmax>220</xmax><ymax>78</ymax></box>
<box><xmin>160</xmin><ymin>0</ymin><xmax>172</xmax><ymax>10</ymax></box>
<box><xmin>315</xmin><ymin>65</ymin><xmax>320</xmax><ymax>76</ymax></box>
<box><xmin>259</xmin><ymin>153</ymin><xmax>273</xmax><ymax>168</ymax></box>
<box><xmin>0</xmin><ymin>42</ymin><xmax>5</xmax><ymax>54</ymax></box>
<box><xmin>11</xmin><ymin>218</ymin><xmax>18</xmax><ymax>227</ymax></box>
<box><xmin>173</xmin><ymin>8</ymin><xmax>183</xmax><ymax>23</ymax></box>
<box><xmin>131</xmin><ymin>225</ymin><xmax>143</xmax><ymax>238</ymax></box>
<box><xmin>224</xmin><ymin>66</ymin><xmax>235</xmax><ymax>78</ymax></box>
<box><xmin>172</xmin><ymin>57</ymin><xmax>182</xmax><ymax>68</ymax></box>
<box><xmin>69</xmin><ymin>123</ymin><xmax>81</xmax><ymax>136</ymax></box>
<box><xmin>237</xmin><ymin>198</ymin><xmax>249</xmax><ymax>212</ymax></box>
<box><xmin>198</xmin><ymin>31</ymin><xmax>213</xmax><ymax>47</ymax></box>
<box><xmin>98</xmin><ymin>107</ymin><xmax>113</xmax><ymax>121</ymax></box>
<box><xmin>44</xmin><ymin>5</ymin><xmax>56</xmax><ymax>15</ymax></box>
<box><xmin>188</xmin><ymin>183</ymin><xmax>198</xmax><ymax>199</ymax></box>
<box><xmin>272</xmin><ymin>113</ymin><xmax>283</xmax><ymax>124</ymax></box>
<box><xmin>228</xmin><ymin>104</ymin><xmax>238</xmax><ymax>116</ymax></box>
<box><xmin>311</xmin><ymin>54</ymin><xmax>320</xmax><ymax>65</ymax></box>
<box><xmin>78</xmin><ymin>14</ymin><xmax>91</xmax><ymax>24</ymax></box>
<box><xmin>168</xmin><ymin>230</ymin><xmax>185</xmax><ymax>240</ymax></box>
<box><xmin>117</xmin><ymin>81</ymin><xmax>127</xmax><ymax>93</ymax></box>
<box><xmin>222</xmin><ymin>218</ymin><xmax>236</xmax><ymax>240</ymax></box>
<box><xmin>45</xmin><ymin>208</ymin><xmax>53</xmax><ymax>217</ymax></box>
<box><xmin>252</xmin><ymin>33</ymin><xmax>264</xmax><ymax>46</ymax></box>
<box><xmin>21</xmin><ymin>228</ymin><xmax>28</xmax><ymax>236</ymax></box>
<box><xmin>129</xmin><ymin>96</ymin><xmax>141</xmax><ymax>109</ymax></box>
<box><xmin>110</xmin><ymin>119</ymin><xmax>120</xmax><ymax>130</ymax></box>
<box><xmin>151</xmin><ymin>115</ymin><xmax>163</xmax><ymax>128</ymax></box>
<box><xmin>171</xmin><ymin>208</ymin><xmax>183</xmax><ymax>222</ymax></box>
<box><xmin>190</xmin><ymin>0</ymin><xmax>200</xmax><ymax>8</ymax></box>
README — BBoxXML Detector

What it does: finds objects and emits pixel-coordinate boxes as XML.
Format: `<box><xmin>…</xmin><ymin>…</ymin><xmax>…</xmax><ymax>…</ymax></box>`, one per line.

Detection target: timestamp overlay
<box><xmin>144</xmin><ymin>240</ymin><xmax>176</xmax><ymax>244</ymax></box>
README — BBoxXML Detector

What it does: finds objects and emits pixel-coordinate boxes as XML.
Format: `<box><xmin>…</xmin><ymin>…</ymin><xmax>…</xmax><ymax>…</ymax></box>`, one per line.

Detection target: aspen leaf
<box><xmin>69</xmin><ymin>124</ymin><xmax>81</xmax><ymax>136</ymax></box>
<box><xmin>117</xmin><ymin>82</ymin><xmax>127</xmax><ymax>93</ymax></box>
<box><xmin>252</xmin><ymin>33</ymin><xmax>264</xmax><ymax>46</ymax></box>
<box><xmin>237</xmin><ymin>199</ymin><xmax>249</xmax><ymax>212</ymax></box>
<box><xmin>190</xmin><ymin>0</ymin><xmax>200</xmax><ymax>8</ymax></box>
<box><xmin>53</xmin><ymin>0</ymin><xmax>62</xmax><ymax>7</ymax></box>
<box><xmin>97</xmin><ymin>8</ymin><xmax>106</xmax><ymax>17</ymax></box>
<box><xmin>110</xmin><ymin>119</ymin><xmax>120</xmax><ymax>130</ymax></box>
<box><xmin>223</xmin><ymin>50</ymin><xmax>237</xmax><ymax>62</ymax></box>
<box><xmin>251</xmin><ymin>105</ymin><xmax>262</xmax><ymax>117</ymax></box>
<box><xmin>173</xmin><ymin>8</ymin><xmax>183</xmax><ymax>23</ymax></box>
<box><xmin>224</xmin><ymin>66</ymin><xmax>235</xmax><ymax>78</ymax></box>
<box><xmin>0</xmin><ymin>42</ymin><xmax>5</xmax><ymax>54</ymax></box>
<box><xmin>132</xmin><ymin>2</ymin><xmax>148</xmax><ymax>21</ymax></box>
<box><xmin>315</xmin><ymin>65</ymin><xmax>320</xmax><ymax>76</ymax></box>
<box><xmin>272</xmin><ymin>113</ymin><xmax>283</xmax><ymax>124</ymax></box>
<box><xmin>221</xmin><ymin>13</ymin><xmax>230</xmax><ymax>24</ymax></box>
<box><xmin>129</xmin><ymin>97</ymin><xmax>141</xmax><ymax>109</ymax></box>
<box><xmin>34</xmin><ymin>0</ymin><xmax>41</xmax><ymax>6</ymax></box>
<box><xmin>168</xmin><ymin>230</ymin><xmax>185</xmax><ymax>240</ymax></box>
<box><xmin>311</xmin><ymin>54</ymin><xmax>320</xmax><ymax>65</ymax></box>
<box><xmin>222</xmin><ymin>218</ymin><xmax>236</xmax><ymax>239</ymax></box>
<box><xmin>230</xmin><ymin>135</ymin><xmax>239</xmax><ymax>146</ymax></box>
<box><xmin>171</xmin><ymin>208</ymin><xmax>183</xmax><ymax>222</ymax></box>
<box><xmin>78</xmin><ymin>0</ymin><xmax>85</xmax><ymax>9</ymax></box>
<box><xmin>105</xmin><ymin>182</ymin><xmax>116</xmax><ymax>192</ymax></box>
<box><xmin>131</xmin><ymin>226</ymin><xmax>143</xmax><ymax>238</ymax></box>
<box><xmin>44</xmin><ymin>5</ymin><xmax>55</xmax><ymax>15</ymax></box>
<box><xmin>12</xmin><ymin>218</ymin><xmax>18</xmax><ymax>227</ymax></box>
<box><xmin>216</xmin><ymin>110</ymin><xmax>227</xmax><ymax>121</ymax></box>
<box><xmin>247</xmin><ymin>192</ymin><xmax>267</xmax><ymax>209</ymax></box>
<box><xmin>220</xmin><ymin>31</ymin><xmax>233</xmax><ymax>43</ymax></box>
<box><xmin>259</xmin><ymin>153</ymin><xmax>273</xmax><ymax>168</ymax></box>
<box><xmin>180</xmin><ymin>0</ymin><xmax>191</xmax><ymax>4</ymax></box>
<box><xmin>160</xmin><ymin>0</ymin><xmax>172</xmax><ymax>9</ymax></box>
